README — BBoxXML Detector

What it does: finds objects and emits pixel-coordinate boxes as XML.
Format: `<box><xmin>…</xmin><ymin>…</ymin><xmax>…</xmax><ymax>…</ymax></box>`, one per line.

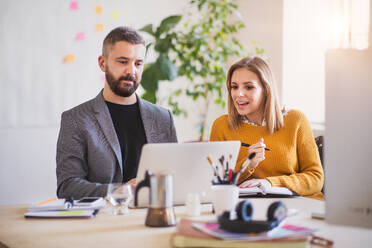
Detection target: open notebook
<box><xmin>239</xmin><ymin>186</ymin><xmax>297</xmax><ymax>197</ymax></box>
<box><xmin>24</xmin><ymin>197</ymin><xmax>105</xmax><ymax>219</ymax></box>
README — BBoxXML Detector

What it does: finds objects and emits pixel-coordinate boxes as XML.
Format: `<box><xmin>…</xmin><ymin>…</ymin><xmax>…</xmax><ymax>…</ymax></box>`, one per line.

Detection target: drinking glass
<box><xmin>107</xmin><ymin>183</ymin><xmax>133</xmax><ymax>215</ymax></box>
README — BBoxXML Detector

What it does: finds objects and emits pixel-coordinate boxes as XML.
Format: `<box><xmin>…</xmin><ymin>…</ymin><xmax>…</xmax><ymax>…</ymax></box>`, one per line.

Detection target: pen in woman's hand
<box><xmin>241</xmin><ymin>142</ymin><xmax>271</xmax><ymax>151</ymax></box>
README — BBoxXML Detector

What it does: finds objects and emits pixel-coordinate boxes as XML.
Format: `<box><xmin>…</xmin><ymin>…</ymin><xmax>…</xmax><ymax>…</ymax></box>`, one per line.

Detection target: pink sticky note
<box><xmin>70</xmin><ymin>1</ymin><xmax>79</xmax><ymax>11</ymax></box>
<box><xmin>76</xmin><ymin>32</ymin><xmax>85</xmax><ymax>41</ymax></box>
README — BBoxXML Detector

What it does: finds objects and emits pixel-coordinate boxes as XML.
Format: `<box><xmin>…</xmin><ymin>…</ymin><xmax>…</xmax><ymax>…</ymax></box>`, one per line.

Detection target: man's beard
<box><xmin>105</xmin><ymin>68</ymin><xmax>139</xmax><ymax>97</ymax></box>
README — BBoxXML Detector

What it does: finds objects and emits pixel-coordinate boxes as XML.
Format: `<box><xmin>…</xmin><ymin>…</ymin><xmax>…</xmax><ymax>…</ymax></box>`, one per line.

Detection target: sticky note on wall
<box><xmin>64</xmin><ymin>54</ymin><xmax>75</xmax><ymax>63</ymax></box>
<box><xmin>69</xmin><ymin>1</ymin><xmax>79</xmax><ymax>11</ymax></box>
<box><xmin>76</xmin><ymin>32</ymin><xmax>85</xmax><ymax>41</ymax></box>
<box><xmin>95</xmin><ymin>5</ymin><xmax>103</xmax><ymax>14</ymax></box>
<box><xmin>112</xmin><ymin>10</ymin><xmax>120</xmax><ymax>19</ymax></box>
<box><xmin>95</xmin><ymin>23</ymin><xmax>104</xmax><ymax>32</ymax></box>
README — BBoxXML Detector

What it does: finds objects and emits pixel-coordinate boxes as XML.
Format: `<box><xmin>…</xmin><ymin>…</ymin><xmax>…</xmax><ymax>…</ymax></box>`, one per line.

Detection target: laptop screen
<box><xmin>133</xmin><ymin>141</ymin><xmax>241</xmax><ymax>207</ymax></box>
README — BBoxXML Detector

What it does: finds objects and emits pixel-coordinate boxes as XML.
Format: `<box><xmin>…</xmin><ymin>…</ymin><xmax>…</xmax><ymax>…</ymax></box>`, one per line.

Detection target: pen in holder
<box><xmin>207</xmin><ymin>153</ymin><xmax>255</xmax><ymax>216</ymax></box>
<box><xmin>207</xmin><ymin>152</ymin><xmax>256</xmax><ymax>186</ymax></box>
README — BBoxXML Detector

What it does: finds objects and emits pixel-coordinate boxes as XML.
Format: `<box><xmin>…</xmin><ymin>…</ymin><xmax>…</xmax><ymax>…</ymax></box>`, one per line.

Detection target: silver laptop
<box><xmin>133</xmin><ymin>141</ymin><xmax>240</xmax><ymax>208</ymax></box>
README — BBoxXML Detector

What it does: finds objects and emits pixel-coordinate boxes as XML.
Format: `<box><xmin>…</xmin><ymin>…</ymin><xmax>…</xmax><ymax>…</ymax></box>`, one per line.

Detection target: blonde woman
<box><xmin>210</xmin><ymin>57</ymin><xmax>324</xmax><ymax>200</ymax></box>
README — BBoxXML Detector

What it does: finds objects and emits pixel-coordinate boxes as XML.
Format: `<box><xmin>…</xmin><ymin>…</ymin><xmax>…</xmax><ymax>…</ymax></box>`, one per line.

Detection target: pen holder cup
<box><xmin>209</xmin><ymin>184</ymin><xmax>239</xmax><ymax>216</ymax></box>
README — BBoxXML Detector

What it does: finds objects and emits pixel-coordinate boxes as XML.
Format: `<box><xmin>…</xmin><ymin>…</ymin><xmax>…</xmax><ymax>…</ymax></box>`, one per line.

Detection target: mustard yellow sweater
<box><xmin>210</xmin><ymin>110</ymin><xmax>324</xmax><ymax>200</ymax></box>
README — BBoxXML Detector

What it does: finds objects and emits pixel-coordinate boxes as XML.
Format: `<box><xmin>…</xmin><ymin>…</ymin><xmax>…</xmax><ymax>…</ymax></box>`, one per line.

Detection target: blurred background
<box><xmin>0</xmin><ymin>0</ymin><xmax>370</xmax><ymax>204</ymax></box>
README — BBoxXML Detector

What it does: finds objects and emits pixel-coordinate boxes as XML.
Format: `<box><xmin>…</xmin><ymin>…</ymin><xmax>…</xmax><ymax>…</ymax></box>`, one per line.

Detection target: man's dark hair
<box><xmin>102</xmin><ymin>26</ymin><xmax>145</xmax><ymax>57</ymax></box>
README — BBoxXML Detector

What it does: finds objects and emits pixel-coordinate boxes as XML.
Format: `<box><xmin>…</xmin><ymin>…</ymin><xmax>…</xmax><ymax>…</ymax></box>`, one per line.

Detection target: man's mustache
<box><xmin>119</xmin><ymin>74</ymin><xmax>137</xmax><ymax>83</ymax></box>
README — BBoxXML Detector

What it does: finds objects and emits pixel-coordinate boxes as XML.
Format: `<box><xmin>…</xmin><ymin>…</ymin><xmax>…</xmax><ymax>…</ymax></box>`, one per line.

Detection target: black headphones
<box><xmin>218</xmin><ymin>200</ymin><xmax>287</xmax><ymax>233</ymax></box>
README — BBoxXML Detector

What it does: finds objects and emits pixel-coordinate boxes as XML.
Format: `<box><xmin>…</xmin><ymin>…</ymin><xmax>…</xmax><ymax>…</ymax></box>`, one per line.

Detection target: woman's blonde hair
<box><xmin>226</xmin><ymin>56</ymin><xmax>283</xmax><ymax>134</ymax></box>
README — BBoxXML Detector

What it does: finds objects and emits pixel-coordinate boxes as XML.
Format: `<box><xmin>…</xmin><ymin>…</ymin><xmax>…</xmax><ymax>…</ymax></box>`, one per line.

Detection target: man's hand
<box><xmin>126</xmin><ymin>178</ymin><xmax>136</xmax><ymax>191</ymax></box>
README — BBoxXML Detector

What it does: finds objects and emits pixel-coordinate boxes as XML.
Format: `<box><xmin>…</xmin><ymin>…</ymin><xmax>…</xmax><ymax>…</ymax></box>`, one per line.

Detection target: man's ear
<box><xmin>98</xmin><ymin>55</ymin><xmax>106</xmax><ymax>72</ymax></box>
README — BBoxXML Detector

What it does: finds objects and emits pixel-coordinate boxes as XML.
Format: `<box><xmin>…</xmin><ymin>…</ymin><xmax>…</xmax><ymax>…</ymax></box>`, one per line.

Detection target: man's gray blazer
<box><xmin>56</xmin><ymin>91</ymin><xmax>177</xmax><ymax>199</ymax></box>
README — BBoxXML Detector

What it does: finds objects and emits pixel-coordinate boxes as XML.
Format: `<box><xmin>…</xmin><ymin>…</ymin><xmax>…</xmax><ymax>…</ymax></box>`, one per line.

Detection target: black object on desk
<box><xmin>239</xmin><ymin>193</ymin><xmax>299</xmax><ymax>198</ymax></box>
<box><xmin>64</xmin><ymin>197</ymin><xmax>74</xmax><ymax>209</ymax></box>
<box><xmin>218</xmin><ymin>200</ymin><xmax>287</xmax><ymax>233</ymax></box>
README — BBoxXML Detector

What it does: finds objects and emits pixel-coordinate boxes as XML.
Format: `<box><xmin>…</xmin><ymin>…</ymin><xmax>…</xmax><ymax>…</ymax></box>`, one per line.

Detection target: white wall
<box><xmin>0</xmin><ymin>0</ymin><xmax>283</xmax><ymax>205</ymax></box>
<box><xmin>0</xmin><ymin>0</ymin><xmax>188</xmax><ymax>205</ymax></box>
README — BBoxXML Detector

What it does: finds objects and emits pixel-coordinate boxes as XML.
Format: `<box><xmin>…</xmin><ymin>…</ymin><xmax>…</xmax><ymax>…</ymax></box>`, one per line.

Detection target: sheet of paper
<box><xmin>24</xmin><ymin>210</ymin><xmax>96</xmax><ymax>218</ymax></box>
<box><xmin>192</xmin><ymin>222</ymin><xmax>317</xmax><ymax>241</ymax></box>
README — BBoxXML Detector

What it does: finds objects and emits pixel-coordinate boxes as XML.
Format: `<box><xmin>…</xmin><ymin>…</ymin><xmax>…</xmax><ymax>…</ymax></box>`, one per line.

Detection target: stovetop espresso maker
<box><xmin>134</xmin><ymin>171</ymin><xmax>176</xmax><ymax>227</ymax></box>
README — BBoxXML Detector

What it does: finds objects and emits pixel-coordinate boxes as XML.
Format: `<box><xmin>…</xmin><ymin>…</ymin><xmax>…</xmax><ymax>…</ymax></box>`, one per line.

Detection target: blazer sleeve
<box><xmin>168</xmin><ymin>110</ymin><xmax>178</xmax><ymax>143</ymax></box>
<box><xmin>266</xmin><ymin>113</ymin><xmax>324</xmax><ymax>196</ymax></box>
<box><xmin>56</xmin><ymin>111</ymin><xmax>108</xmax><ymax>199</ymax></box>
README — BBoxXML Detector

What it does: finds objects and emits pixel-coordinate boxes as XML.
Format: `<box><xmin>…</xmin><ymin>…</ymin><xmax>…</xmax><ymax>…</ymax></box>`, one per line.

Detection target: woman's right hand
<box><xmin>247</xmin><ymin>138</ymin><xmax>266</xmax><ymax>170</ymax></box>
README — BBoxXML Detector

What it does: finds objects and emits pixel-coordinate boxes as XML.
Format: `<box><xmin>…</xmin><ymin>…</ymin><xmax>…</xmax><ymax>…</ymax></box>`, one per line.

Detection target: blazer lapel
<box><xmin>92</xmin><ymin>91</ymin><xmax>123</xmax><ymax>173</ymax></box>
<box><xmin>137</xmin><ymin>95</ymin><xmax>155</xmax><ymax>143</ymax></box>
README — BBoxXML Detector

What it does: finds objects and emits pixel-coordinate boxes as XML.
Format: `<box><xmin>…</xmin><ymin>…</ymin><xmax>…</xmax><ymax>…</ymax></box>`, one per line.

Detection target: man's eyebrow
<box><xmin>115</xmin><ymin>57</ymin><xmax>144</xmax><ymax>62</ymax></box>
<box><xmin>115</xmin><ymin>56</ymin><xmax>130</xmax><ymax>60</ymax></box>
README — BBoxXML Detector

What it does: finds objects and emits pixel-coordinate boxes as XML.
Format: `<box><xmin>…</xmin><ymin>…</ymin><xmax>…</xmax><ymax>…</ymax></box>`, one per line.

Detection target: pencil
<box><xmin>241</xmin><ymin>142</ymin><xmax>271</xmax><ymax>151</ymax></box>
<box><xmin>37</xmin><ymin>197</ymin><xmax>57</xmax><ymax>206</ymax></box>
<box><xmin>207</xmin><ymin>156</ymin><xmax>222</xmax><ymax>183</ymax></box>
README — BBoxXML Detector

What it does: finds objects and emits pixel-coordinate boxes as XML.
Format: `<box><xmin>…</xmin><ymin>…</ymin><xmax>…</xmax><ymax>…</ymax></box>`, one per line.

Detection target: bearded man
<box><xmin>56</xmin><ymin>27</ymin><xmax>177</xmax><ymax>199</ymax></box>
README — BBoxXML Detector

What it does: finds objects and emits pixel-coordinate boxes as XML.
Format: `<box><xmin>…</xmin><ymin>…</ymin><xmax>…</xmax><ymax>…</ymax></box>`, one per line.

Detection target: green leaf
<box><xmin>168</xmin><ymin>96</ymin><xmax>186</xmax><ymax>116</ymax></box>
<box><xmin>145</xmin><ymin>43</ymin><xmax>153</xmax><ymax>57</ymax></box>
<box><xmin>156</xmin><ymin>15</ymin><xmax>182</xmax><ymax>35</ymax></box>
<box><xmin>198</xmin><ymin>0</ymin><xmax>207</xmax><ymax>10</ymax></box>
<box><xmin>141</xmin><ymin>91</ymin><xmax>157</xmax><ymax>104</ymax></box>
<box><xmin>173</xmin><ymin>89</ymin><xmax>182</xmax><ymax>96</ymax></box>
<box><xmin>156</xmin><ymin>54</ymin><xmax>178</xmax><ymax>80</ymax></box>
<box><xmin>141</xmin><ymin>63</ymin><xmax>159</xmax><ymax>92</ymax></box>
<box><xmin>154</xmin><ymin>36</ymin><xmax>172</xmax><ymax>53</ymax></box>
<box><xmin>140</xmin><ymin>24</ymin><xmax>155</xmax><ymax>36</ymax></box>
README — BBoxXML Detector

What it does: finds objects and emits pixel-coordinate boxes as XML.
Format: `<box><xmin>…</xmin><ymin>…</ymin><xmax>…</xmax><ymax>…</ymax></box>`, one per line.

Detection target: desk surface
<box><xmin>1</xmin><ymin>197</ymin><xmax>371</xmax><ymax>248</ymax></box>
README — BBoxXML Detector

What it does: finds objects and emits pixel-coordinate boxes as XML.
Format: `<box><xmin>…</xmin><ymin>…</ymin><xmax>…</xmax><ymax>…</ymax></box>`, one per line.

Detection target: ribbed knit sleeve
<box><xmin>266</xmin><ymin>111</ymin><xmax>324</xmax><ymax>197</ymax></box>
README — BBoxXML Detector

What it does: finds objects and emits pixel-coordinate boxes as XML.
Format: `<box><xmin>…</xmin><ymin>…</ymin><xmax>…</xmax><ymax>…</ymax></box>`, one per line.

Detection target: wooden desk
<box><xmin>1</xmin><ymin>198</ymin><xmax>371</xmax><ymax>248</ymax></box>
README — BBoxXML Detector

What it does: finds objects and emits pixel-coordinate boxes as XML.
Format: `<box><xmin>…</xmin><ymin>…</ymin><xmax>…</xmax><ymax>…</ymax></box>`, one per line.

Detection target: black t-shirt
<box><xmin>106</xmin><ymin>101</ymin><xmax>147</xmax><ymax>183</ymax></box>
